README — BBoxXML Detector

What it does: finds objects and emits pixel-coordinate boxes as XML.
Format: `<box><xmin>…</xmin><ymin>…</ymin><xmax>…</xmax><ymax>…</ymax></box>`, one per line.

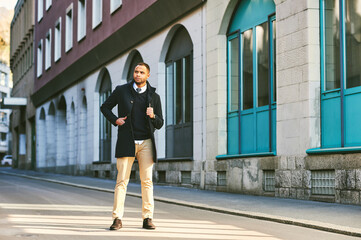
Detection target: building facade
<box><xmin>33</xmin><ymin>0</ymin><xmax>361</xmax><ymax>205</ymax></box>
<box><xmin>0</xmin><ymin>62</ymin><xmax>12</xmax><ymax>159</ymax></box>
<box><xmin>10</xmin><ymin>0</ymin><xmax>36</xmax><ymax>169</ymax></box>
<box><xmin>206</xmin><ymin>0</ymin><xmax>361</xmax><ymax>205</ymax></box>
<box><xmin>33</xmin><ymin>0</ymin><xmax>205</xmax><ymax>176</ymax></box>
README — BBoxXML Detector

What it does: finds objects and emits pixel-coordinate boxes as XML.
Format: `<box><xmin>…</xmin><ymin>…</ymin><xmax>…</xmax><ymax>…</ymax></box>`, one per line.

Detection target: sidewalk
<box><xmin>1</xmin><ymin>167</ymin><xmax>360</xmax><ymax>237</ymax></box>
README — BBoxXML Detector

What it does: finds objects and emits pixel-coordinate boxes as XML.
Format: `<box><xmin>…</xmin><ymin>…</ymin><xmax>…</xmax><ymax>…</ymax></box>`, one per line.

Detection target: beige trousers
<box><xmin>112</xmin><ymin>139</ymin><xmax>154</xmax><ymax>220</ymax></box>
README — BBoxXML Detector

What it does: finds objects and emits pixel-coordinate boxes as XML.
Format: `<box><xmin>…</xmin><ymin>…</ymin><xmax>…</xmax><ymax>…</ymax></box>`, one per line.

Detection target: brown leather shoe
<box><xmin>142</xmin><ymin>218</ymin><xmax>156</xmax><ymax>230</ymax></box>
<box><xmin>109</xmin><ymin>218</ymin><xmax>122</xmax><ymax>230</ymax></box>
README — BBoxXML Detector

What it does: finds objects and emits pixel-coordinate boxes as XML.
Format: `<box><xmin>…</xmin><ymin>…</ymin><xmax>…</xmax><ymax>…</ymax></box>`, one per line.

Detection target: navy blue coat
<box><xmin>100</xmin><ymin>81</ymin><xmax>164</xmax><ymax>162</ymax></box>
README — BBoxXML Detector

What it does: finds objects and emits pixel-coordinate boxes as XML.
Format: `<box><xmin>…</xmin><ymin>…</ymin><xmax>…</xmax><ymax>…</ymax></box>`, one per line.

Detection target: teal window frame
<box><xmin>311</xmin><ymin>0</ymin><xmax>361</xmax><ymax>154</ymax></box>
<box><xmin>219</xmin><ymin>12</ymin><xmax>276</xmax><ymax>160</ymax></box>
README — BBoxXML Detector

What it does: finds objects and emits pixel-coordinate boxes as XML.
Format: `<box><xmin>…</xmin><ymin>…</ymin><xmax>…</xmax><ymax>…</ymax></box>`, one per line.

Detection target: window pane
<box><xmin>37</xmin><ymin>40</ymin><xmax>43</xmax><ymax>77</ymax></box>
<box><xmin>325</xmin><ymin>0</ymin><xmax>341</xmax><ymax>90</ymax></box>
<box><xmin>175</xmin><ymin>60</ymin><xmax>182</xmax><ymax>124</ymax></box>
<box><xmin>229</xmin><ymin>37</ymin><xmax>239</xmax><ymax>111</ymax></box>
<box><xmin>45</xmin><ymin>31</ymin><xmax>51</xmax><ymax>70</ymax></box>
<box><xmin>346</xmin><ymin>0</ymin><xmax>361</xmax><ymax>88</ymax></box>
<box><xmin>66</xmin><ymin>9</ymin><xmax>73</xmax><ymax>51</ymax></box>
<box><xmin>243</xmin><ymin>29</ymin><xmax>253</xmax><ymax>110</ymax></box>
<box><xmin>184</xmin><ymin>56</ymin><xmax>191</xmax><ymax>123</ymax></box>
<box><xmin>257</xmin><ymin>22</ymin><xmax>269</xmax><ymax>107</ymax></box>
<box><xmin>38</xmin><ymin>0</ymin><xmax>43</xmax><ymax>21</ymax></box>
<box><xmin>166</xmin><ymin>64</ymin><xmax>174</xmax><ymax>125</ymax></box>
<box><xmin>55</xmin><ymin>20</ymin><xmax>61</xmax><ymax>61</ymax></box>
<box><xmin>273</xmin><ymin>20</ymin><xmax>277</xmax><ymax>102</ymax></box>
<box><xmin>78</xmin><ymin>0</ymin><xmax>86</xmax><ymax>40</ymax></box>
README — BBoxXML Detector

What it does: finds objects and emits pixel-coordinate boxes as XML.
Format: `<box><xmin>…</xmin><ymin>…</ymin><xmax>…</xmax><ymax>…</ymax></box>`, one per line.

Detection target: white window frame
<box><xmin>77</xmin><ymin>0</ymin><xmax>87</xmax><ymax>41</ymax></box>
<box><xmin>37</xmin><ymin>0</ymin><xmax>43</xmax><ymax>22</ymax></box>
<box><xmin>37</xmin><ymin>39</ymin><xmax>43</xmax><ymax>78</ymax></box>
<box><xmin>54</xmin><ymin>18</ymin><xmax>62</xmax><ymax>61</ymax></box>
<box><xmin>45</xmin><ymin>0</ymin><xmax>52</xmax><ymax>11</ymax></box>
<box><xmin>65</xmin><ymin>4</ymin><xmax>73</xmax><ymax>52</ymax></box>
<box><xmin>110</xmin><ymin>0</ymin><xmax>122</xmax><ymax>14</ymax></box>
<box><xmin>92</xmin><ymin>0</ymin><xmax>102</xmax><ymax>29</ymax></box>
<box><xmin>45</xmin><ymin>29</ymin><xmax>52</xmax><ymax>70</ymax></box>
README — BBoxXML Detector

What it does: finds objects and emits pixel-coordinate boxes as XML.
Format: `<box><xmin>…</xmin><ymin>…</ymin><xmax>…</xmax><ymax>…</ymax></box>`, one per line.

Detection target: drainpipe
<box><xmin>200</xmin><ymin>3</ymin><xmax>207</xmax><ymax>190</ymax></box>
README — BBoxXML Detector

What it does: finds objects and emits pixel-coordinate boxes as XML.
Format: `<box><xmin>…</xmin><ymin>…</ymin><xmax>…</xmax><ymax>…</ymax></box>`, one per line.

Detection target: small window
<box><xmin>78</xmin><ymin>0</ymin><xmax>86</xmax><ymax>41</ymax></box>
<box><xmin>65</xmin><ymin>5</ymin><xmax>73</xmax><ymax>52</ymax></box>
<box><xmin>311</xmin><ymin>170</ymin><xmax>335</xmax><ymax>195</ymax></box>
<box><xmin>46</xmin><ymin>0</ymin><xmax>52</xmax><ymax>11</ymax></box>
<box><xmin>0</xmin><ymin>112</ymin><xmax>7</xmax><ymax>123</ymax></box>
<box><xmin>45</xmin><ymin>29</ymin><xmax>51</xmax><ymax>70</ymax></box>
<box><xmin>263</xmin><ymin>170</ymin><xmax>275</xmax><ymax>192</ymax></box>
<box><xmin>130</xmin><ymin>170</ymin><xmax>136</xmax><ymax>180</ymax></box>
<box><xmin>217</xmin><ymin>171</ymin><xmax>227</xmax><ymax>186</ymax></box>
<box><xmin>158</xmin><ymin>171</ymin><xmax>166</xmax><ymax>183</ymax></box>
<box><xmin>25</xmin><ymin>50</ymin><xmax>28</xmax><ymax>71</ymax></box>
<box><xmin>92</xmin><ymin>0</ymin><xmax>102</xmax><ymax>29</ymax></box>
<box><xmin>181</xmin><ymin>171</ymin><xmax>191</xmax><ymax>184</ymax></box>
<box><xmin>37</xmin><ymin>39</ymin><xmax>43</xmax><ymax>77</ymax></box>
<box><xmin>54</xmin><ymin>18</ymin><xmax>62</xmax><ymax>61</ymax></box>
<box><xmin>110</xmin><ymin>0</ymin><xmax>122</xmax><ymax>14</ymax></box>
<box><xmin>0</xmin><ymin>73</ymin><xmax>5</xmax><ymax>86</ymax></box>
<box><xmin>0</xmin><ymin>132</ymin><xmax>6</xmax><ymax>141</ymax></box>
<box><xmin>37</xmin><ymin>0</ymin><xmax>43</xmax><ymax>22</ymax></box>
<box><xmin>31</xmin><ymin>45</ymin><xmax>34</xmax><ymax>66</ymax></box>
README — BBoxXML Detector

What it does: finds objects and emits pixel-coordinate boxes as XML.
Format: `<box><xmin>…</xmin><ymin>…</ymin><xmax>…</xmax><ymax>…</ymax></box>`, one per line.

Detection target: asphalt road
<box><xmin>0</xmin><ymin>173</ymin><xmax>359</xmax><ymax>240</ymax></box>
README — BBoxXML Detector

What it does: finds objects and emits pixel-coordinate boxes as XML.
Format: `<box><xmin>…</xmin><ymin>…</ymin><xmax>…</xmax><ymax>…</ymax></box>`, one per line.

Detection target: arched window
<box><xmin>227</xmin><ymin>0</ymin><xmax>276</xmax><ymax>156</ymax></box>
<box><xmin>127</xmin><ymin>51</ymin><xmax>143</xmax><ymax>83</ymax></box>
<box><xmin>37</xmin><ymin>108</ymin><xmax>47</xmax><ymax>168</ymax></box>
<box><xmin>47</xmin><ymin>102</ymin><xmax>56</xmax><ymax>168</ymax></box>
<box><xmin>79</xmin><ymin>96</ymin><xmax>87</xmax><ymax>173</ymax></box>
<box><xmin>165</xmin><ymin>26</ymin><xmax>193</xmax><ymax>159</ymax></box>
<box><xmin>57</xmin><ymin>96</ymin><xmax>67</xmax><ymax>168</ymax></box>
<box><xmin>99</xmin><ymin>69</ymin><xmax>112</xmax><ymax>162</ymax></box>
<box><xmin>68</xmin><ymin>102</ymin><xmax>76</xmax><ymax>170</ymax></box>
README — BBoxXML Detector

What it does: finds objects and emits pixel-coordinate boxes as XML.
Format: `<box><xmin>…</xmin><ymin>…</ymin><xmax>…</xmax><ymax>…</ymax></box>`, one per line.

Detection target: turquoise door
<box><xmin>227</xmin><ymin>0</ymin><xmax>276</xmax><ymax>155</ymax></box>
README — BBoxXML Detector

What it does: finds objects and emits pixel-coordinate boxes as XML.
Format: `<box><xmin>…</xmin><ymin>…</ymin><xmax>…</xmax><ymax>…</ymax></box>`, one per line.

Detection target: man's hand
<box><xmin>147</xmin><ymin>106</ymin><xmax>155</xmax><ymax>119</ymax></box>
<box><xmin>115</xmin><ymin>116</ymin><xmax>127</xmax><ymax>126</ymax></box>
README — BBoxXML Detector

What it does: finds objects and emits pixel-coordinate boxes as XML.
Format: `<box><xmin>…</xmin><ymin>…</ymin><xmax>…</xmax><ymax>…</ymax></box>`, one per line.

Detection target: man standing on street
<box><xmin>100</xmin><ymin>62</ymin><xmax>164</xmax><ymax>230</ymax></box>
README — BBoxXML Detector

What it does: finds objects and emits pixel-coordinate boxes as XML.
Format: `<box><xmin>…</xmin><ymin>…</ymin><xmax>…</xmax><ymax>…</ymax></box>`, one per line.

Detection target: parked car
<box><xmin>1</xmin><ymin>155</ymin><xmax>12</xmax><ymax>166</ymax></box>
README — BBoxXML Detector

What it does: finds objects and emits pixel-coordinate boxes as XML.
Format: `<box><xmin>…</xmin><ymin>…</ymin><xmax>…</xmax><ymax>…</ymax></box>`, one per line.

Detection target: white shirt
<box><xmin>133</xmin><ymin>83</ymin><xmax>147</xmax><ymax>145</ymax></box>
<box><xmin>133</xmin><ymin>82</ymin><xmax>147</xmax><ymax>94</ymax></box>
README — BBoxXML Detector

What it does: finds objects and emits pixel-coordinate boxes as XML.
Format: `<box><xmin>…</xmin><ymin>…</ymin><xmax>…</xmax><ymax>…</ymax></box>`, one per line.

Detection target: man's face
<box><xmin>133</xmin><ymin>65</ymin><xmax>150</xmax><ymax>87</ymax></box>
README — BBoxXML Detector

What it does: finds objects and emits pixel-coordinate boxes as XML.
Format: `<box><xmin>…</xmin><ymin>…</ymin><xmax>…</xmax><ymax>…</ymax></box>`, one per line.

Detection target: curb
<box><xmin>1</xmin><ymin>170</ymin><xmax>361</xmax><ymax>238</ymax></box>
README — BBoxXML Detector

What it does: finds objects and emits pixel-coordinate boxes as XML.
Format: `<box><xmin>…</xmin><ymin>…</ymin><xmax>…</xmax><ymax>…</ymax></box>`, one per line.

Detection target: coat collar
<box><xmin>128</xmin><ymin>80</ymin><xmax>156</xmax><ymax>94</ymax></box>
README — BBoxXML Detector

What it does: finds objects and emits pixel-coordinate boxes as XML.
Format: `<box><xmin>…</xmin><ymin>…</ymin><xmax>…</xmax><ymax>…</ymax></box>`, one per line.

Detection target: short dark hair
<box><xmin>136</xmin><ymin>62</ymin><xmax>150</xmax><ymax>73</ymax></box>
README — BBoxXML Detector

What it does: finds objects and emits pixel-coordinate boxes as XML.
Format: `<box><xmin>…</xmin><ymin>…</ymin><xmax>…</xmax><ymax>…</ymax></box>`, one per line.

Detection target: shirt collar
<box><xmin>133</xmin><ymin>82</ymin><xmax>147</xmax><ymax>94</ymax></box>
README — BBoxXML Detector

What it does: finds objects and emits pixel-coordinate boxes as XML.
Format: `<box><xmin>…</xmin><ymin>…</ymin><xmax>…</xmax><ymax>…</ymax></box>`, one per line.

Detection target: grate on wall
<box><xmin>217</xmin><ymin>171</ymin><xmax>227</xmax><ymax>186</ymax></box>
<box><xmin>181</xmin><ymin>171</ymin><xmax>191</xmax><ymax>184</ymax></box>
<box><xmin>311</xmin><ymin>170</ymin><xmax>335</xmax><ymax>195</ymax></box>
<box><xmin>158</xmin><ymin>171</ymin><xmax>166</xmax><ymax>183</ymax></box>
<box><xmin>263</xmin><ymin>170</ymin><xmax>275</xmax><ymax>192</ymax></box>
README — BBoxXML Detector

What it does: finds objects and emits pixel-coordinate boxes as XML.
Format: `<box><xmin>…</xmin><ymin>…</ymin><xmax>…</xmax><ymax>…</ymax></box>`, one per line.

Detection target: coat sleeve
<box><xmin>100</xmin><ymin>86</ymin><xmax>120</xmax><ymax>126</ymax></box>
<box><xmin>151</xmin><ymin>94</ymin><xmax>164</xmax><ymax>130</ymax></box>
